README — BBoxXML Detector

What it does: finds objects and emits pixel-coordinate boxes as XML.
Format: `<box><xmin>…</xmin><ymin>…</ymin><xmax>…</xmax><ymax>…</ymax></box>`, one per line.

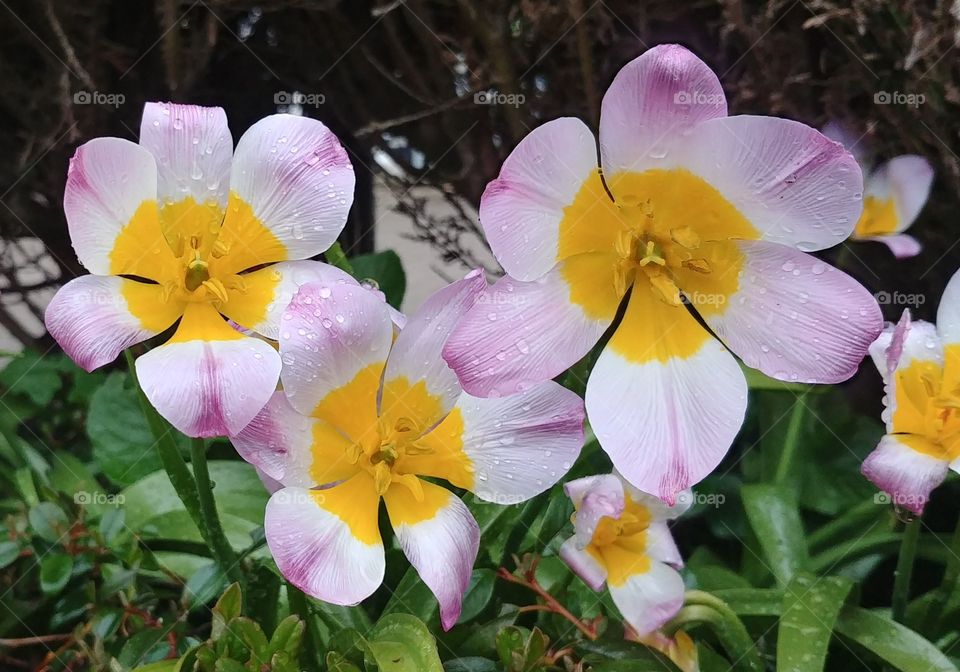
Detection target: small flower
<box><xmin>823</xmin><ymin>122</ymin><xmax>934</xmax><ymax>259</ymax></box>
<box><xmin>559</xmin><ymin>473</ymin><xmax>689</xmax><ymax>635</ymax></box>
<box><xmin>863</xmin><ymin>271</ymin><xmax>960</xmax><ymax>514</ymax></box>
<box><xmin>232</xmin><ymin>272</ymin><xmax>585</xmax><ymax>630</ymax></box>
<box><xmin>443</xmin><ymin>44</ymin><xmax>883</xmax><ymax>502</ymax></box>
<box><xmin>45</xmin><ymin>102</ymin><xmax>360</xmax><ymax>437</ymax></box>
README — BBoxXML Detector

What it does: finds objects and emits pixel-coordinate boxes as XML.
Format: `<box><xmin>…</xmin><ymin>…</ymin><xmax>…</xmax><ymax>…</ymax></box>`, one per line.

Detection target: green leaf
<box><xmin>0</xmin><ymin>540</ymin><xmax>20</xmax><ymax>569</ymax></box>
<box><xmin>40</xmin><ymin>553</ymin><xmax>73</xmax><ymax>594</ymax></box>
<box><xmin>365</xmin><ymin>613</ymin><xmax>443</xmax><ymax>672</ymax></box>
<box><xmin>350</xmin><ymin>250</ymin><xmax>406</xmax><ymax>308</ymax></box>
<box><xmin>741</xmin><ymin>484</ymin><xmax>808</xmax><ymax>586</ymax></box>
<box><xmin>98</xmin><ymin>507</ymin><xmax>126</xmax><ymax>545</ymax></box>
<box><xmin>132</xmin><ymin>661</ymin><xmax>178</xmax><ymax>672</ymax></box>
<box><xmin>184</xmin><ymin>563</ymin><xmax>228</xmax><ymax>611</ymax></box>
<box><xmin>87</xmin><ymin>373</ymin><xmax>170</xmax><ymax>485</ymax></box>
<box><xmin>777</xmin><ymin>573</ymin><xmax>852</xmax><ymax>672</ymax></box>
<box><xmin>213</xmin><ymin>582</ymin><xmax>243</xmax><ymax>636</ymax></box>
<box><xmin>28</xmin><ymin>502</ymin><xmax>69</xmax><ymax>542</ymax></box>
<box><xmin>835</xmin><ymin>606</ymin><xmax>957</xmax><ymax>672</ymax></box>
<box><xmin>443</xmin><ymin>659</ymin><xmax>498</xmax><ymax>672</ymax></box>
<box><xmin>0</xmin><ymin>351</ymin><xmax>68</xmax><ymax>405</ymax></box>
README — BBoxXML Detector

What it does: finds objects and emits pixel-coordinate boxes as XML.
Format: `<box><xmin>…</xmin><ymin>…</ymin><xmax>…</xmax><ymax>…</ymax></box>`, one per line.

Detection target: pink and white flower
<box><xmin>443</xmin><ymin>44</ymin><xmax>883</xmax><ymax>502</ymax></box>
<box><xmin>863</xmin><ymin>269</ymin><xmax>960</xmax><ymax>514</ymax></box>
<box><xmin>45</xmin><ymin>102</ymin><xmax>364</xmax><ymax>437</ymax></box>
<box><xmin>232</xmin><ymin>272</ymin><xmax>585</xmax><ymax>629</ymax></box>
<box><xmin>823</xmin><ymin>122</ymin><xmax>934</xmax><ymax>259</ymax></box>
<box><xmin>560</xmin><ymin>473</ymin><xmax>689</xmax><ymax>635</ymax></box>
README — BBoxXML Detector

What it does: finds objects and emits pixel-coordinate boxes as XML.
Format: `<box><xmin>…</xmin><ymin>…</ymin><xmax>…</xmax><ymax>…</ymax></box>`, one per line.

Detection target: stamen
<box><xmin>648</xmin><ymin>272</ymin><xmax>683</xmax><ymax>306</ymax></box>
<box><xmin>202</xmin><ymin>278</ymin><xmax>229</xmax><ymax>304</ymax></box>
<box><xmin>682</xmin><ymin>258</ymin><xmax>711</xmax><ymax>274</ymax></box>
<box><xmin>372</xmin><ymin>463</ymin><xmax>392</xmax><ymax>496</ymax></box>
<box><xmin>637</xmin><ymin>241</ymin><xmax>666</xmax><ymax>267</ymax></box>
<box><xmin>345</xmin><ymin>443</ymin><xmax>363</xmax><ymax>464</ymax></box>
<box><xmin>211</xmin><ymin>239</ymin><xmax>231</xmax><ymax>259</ymax></box>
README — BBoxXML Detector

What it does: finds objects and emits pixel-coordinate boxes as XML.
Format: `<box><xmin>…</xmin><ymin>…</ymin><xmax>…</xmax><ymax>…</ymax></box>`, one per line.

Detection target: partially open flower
<box><xmin>232</xmin><ymin>272</ymin><xmax>585</xmax><ymax>629</ymax></box>
<box><xmin>823</xmin><ymin>121</ymin><xmax>934</xmax><ymax>259</ymax></box>
<box><xmin>559</xmin><ymin>473</ymin><xmax>689</xmax><ymax>635</ymax></box>
<box><xmin>863</xmin><ymin>270</ymin><xmax>960</xmax><ymax>513</ymax></box>
<box><xmin>45</xmin><ymin>102</ymin><xmax>359</xmax><ymax>437</ymax></box>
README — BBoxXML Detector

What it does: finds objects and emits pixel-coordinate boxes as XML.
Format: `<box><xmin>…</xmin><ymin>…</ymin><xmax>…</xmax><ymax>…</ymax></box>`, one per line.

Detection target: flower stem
<box><xmin>497</xmin><ymin>563</ymin><xmax>599</xmax><ymax>640</ymax></box>
<box><xmin>190</xmin><ymin>437</ymin><xmax>242</xmax><ymax>584</ymax></box>
<box><xmin>288</xmin><ymin>586</ymin><xmax>322</xmax><ymax>667</ymax></box>
<box><xmin>892</xmin><ymin>517</ymin><xmax>922</xmax><ymax>623</ymax></box>
<box><xmin>324</xmin><ymin>241</ymin><xmax>354</xmax><ymax>274</ymax></box>
<box><xmin>774</xmin><ymin>396</ymin><xmax>807</xmax><ymax>484</ymax></box>
<box><xmin>124</xmin><ymin>349</ymin><xmax>242</xmax><ymax>585</ymax></box>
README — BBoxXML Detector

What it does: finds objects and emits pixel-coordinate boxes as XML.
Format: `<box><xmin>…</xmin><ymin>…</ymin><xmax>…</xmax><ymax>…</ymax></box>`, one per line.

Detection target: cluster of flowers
<box><xmin>45</xmin><ymin>44</ymin><xmax>942</xmax><ymax>637</ymax></box>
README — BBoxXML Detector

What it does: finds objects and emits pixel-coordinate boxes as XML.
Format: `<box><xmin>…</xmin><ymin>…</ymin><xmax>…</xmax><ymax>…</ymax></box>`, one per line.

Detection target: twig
<box><xmin>497</xmin><ymin>558</ymin><xmax>600</xmax><ymax>640</ymax></box>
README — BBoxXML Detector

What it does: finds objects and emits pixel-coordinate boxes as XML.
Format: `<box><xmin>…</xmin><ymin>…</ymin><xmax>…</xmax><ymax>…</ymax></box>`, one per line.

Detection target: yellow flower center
<box><xmin>854</xmin><ymin>196</ymin><xmax>898</xmax><ymax>238</ymax></box>
<box><xmin>579</xmin><ymin>495</ymin><xmax>654</xmax><ymax>586</ymax></box>
<box><xmin>892</xmin><ymin>348</ymin><xmax>960</xmax><ymax>460</ymax></box>
<box><xmin>346</xmin><ymin>415</ymin><xmax>436</xmax><ymax>499</ymax></box>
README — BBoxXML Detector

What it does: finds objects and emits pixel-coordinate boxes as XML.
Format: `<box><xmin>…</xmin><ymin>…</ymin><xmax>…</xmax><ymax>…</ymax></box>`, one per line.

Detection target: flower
<box><xmin>559</xmin><ymin>473</ymin><xmax>689</xmax><ymax>635</ymax></box>
<box><xmin>862</xmin><ymin>271</ymin><xmax>960</xmax><ymax>514</ymax></box>
<box><xmin>45</xmin><ymin>102</ymin><xmax>360</xmax><ymax>437</ymax></box>
<box><xmin>443</xmin><ymin>44</ymin><xmax>883</xmax><ymax>502</ymax></box>
<box><xmin>823</xmin><ymin>122</ymin><xmax>934</xmax><ymax>259</ymax></box>
<box><xmin>231</xmin><ymin>271</ymin><xmax>585</xmax><ymax>630</ymax></box>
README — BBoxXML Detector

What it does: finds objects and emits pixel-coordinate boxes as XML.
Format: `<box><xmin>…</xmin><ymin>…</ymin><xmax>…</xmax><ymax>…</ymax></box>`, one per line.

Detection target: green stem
<box><xmin>324</xmin><ymin>241</ymin><xmax>354</xmax><ymax>274</ymax></box>
<box><xmin>190</xmin><ymin>437</ymin><xmax>242</xmax><ymax>584</ymax></box>
<box><xmin>774</xmin><ymin>397</ymin><xmax>808</xmax><ymax>484</ymax></box>
<box><xmin>921</xmin><ymin>513</ymin><xmax>960</xmax><ymax>632</ymax></box>
<box><xmin>808</xmin><ymin>500</ymin><xmax>882</xmax><ymax>552</ymax></box>
<box><xmin>892</xmin><ymin>517</ymin><xmax>922</xmax><ymax>623</ymax></box>
<box><xmin>288</xmin><ymin>586</ymin><xmax>322</xmax><ymax>667</ymax></box>
<box><xmin>124</xmin><ymin>349</ymin><xmax>242</xmax><ymax>585</ymax></box>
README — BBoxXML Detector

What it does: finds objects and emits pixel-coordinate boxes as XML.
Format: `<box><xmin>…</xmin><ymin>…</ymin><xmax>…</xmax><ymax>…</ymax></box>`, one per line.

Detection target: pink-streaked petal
<box><xmin>138</xmin><ymin>102</ymin><xmax>233</xmax><ymax>210</ymax></box>
<box><xmin>256</xmin><ymin>468</ymin><xmax>283</xmax><ymax>495</ymax></box>
<box><xmin>136</xmin><ymin>304</ymin><xmax>281</xmax><ymax>438</ymax></box>
<box><xmin>381</xmin><ymin>269</ymin><xmax>486</xmax><ymax>427</ymax></box>
<box><xmin>222</xmin><ymin>260</ymin><xmax>364</xmax><ymax>340</ymax></box>
<box><xmin>621</xmin><ymin>480</ymin><xmax>694</xmax><ymax>522</ymax></box>
<box><xmin>937</xmin><ymin>268</ymin><xmax>960</xmax><ymax>347</ymax></box>
<box><xmin>645</xmin><ymin>522</ymin><xmax>683</xmax><ymax>569</ymax></box>
<box><xmin>279</xmin><ymin>279</ymin><xmax>393</xmax><ymax>418</ymax></box>
<box><xmin>417</xmin><ymin>381</ymin><xmax>584</xmax><ymax>504</ymax></box>
<box><xmin>64</xmin><ymin>137</ymin><xmax>160</xmax><ymax>276</ymax></box>
<box><xmin>868</xmin><ymin>234</ymin><xmax>922</xmax><ymax>259</ymax></box>
<box><xmin>480</xmin><ymin>117</ymin><xmax>599</xmax><ymax>280</ymax></box>
<box><xmin>223</xmin><ymin>114</ymin><xmax>355</xmax><ymax>270</ymax></box>
<box><xmin>384</xmin><ymin>481</ymin><xmax>479</xmax><ymax>631</ymax></box>
<box><xmin>872</xmin><ymin>155</ymin><xmax>934</xmax><ymax>231</ymax></box>
<box><xmin>701</xmin><ymin>241</ymin><xmax>882</xmax><ymax>384</ymax></box>
<box><xmin>571</xmin><ymin>478</ymin><xmax>625</xmax><ymax>549</ymax></box>
<box><xmin>231</xmin><ymin>391</ymin><xmax>356</xmax><ymax>488</ymax></box>
<box><xmin>586</xmin><ymin>337</ymin><xmax>747</xmax><ymax>504</ymax></box>
<box><xmin>45</xmin><ymin>275</ymin><xmax>182</xmax><ymax>372</ymax></box>
<box><xmin>599</xmin><ymin>44</ymin><xmax>726</xmax><ymax>177</ymax></box>
<box><xmin>861</xmin><ymin>434</ymin><xmax>949</xmax><ymax>516</ymax></box>
<box><xmin>563</xmin><ymin>474</ymin><xmax>624</xmax><ymax>509</ymax></box>
<box><xmin>559</xmin><ymin>537</ymin><xmax>607</xmax><ymax>591</ymax></box>
<box><xmin>265</xmin><ymin>479</ymin><xmax>384</xmax><ymax>605</ymax></box>
<box><xmin>443</xmin><ymin>255</ymin><xmax>618</xmax><ymax>398</ymax></box>
<box><xmin>608</xmin><ymin>561</ymin><xmax>686</xmax><ymax>636</ymax></box>
<box><xmin>670</xmin><ymin>116</ymin><xmax>863</xmax><ymax>251</ymax></box>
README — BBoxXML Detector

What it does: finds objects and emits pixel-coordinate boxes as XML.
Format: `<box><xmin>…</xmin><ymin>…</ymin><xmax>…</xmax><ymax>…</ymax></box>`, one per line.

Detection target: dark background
<box><xmin>1</xmin><ymin>0</ymin><xmax>957</xmax><ymax>347</ymax></box>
